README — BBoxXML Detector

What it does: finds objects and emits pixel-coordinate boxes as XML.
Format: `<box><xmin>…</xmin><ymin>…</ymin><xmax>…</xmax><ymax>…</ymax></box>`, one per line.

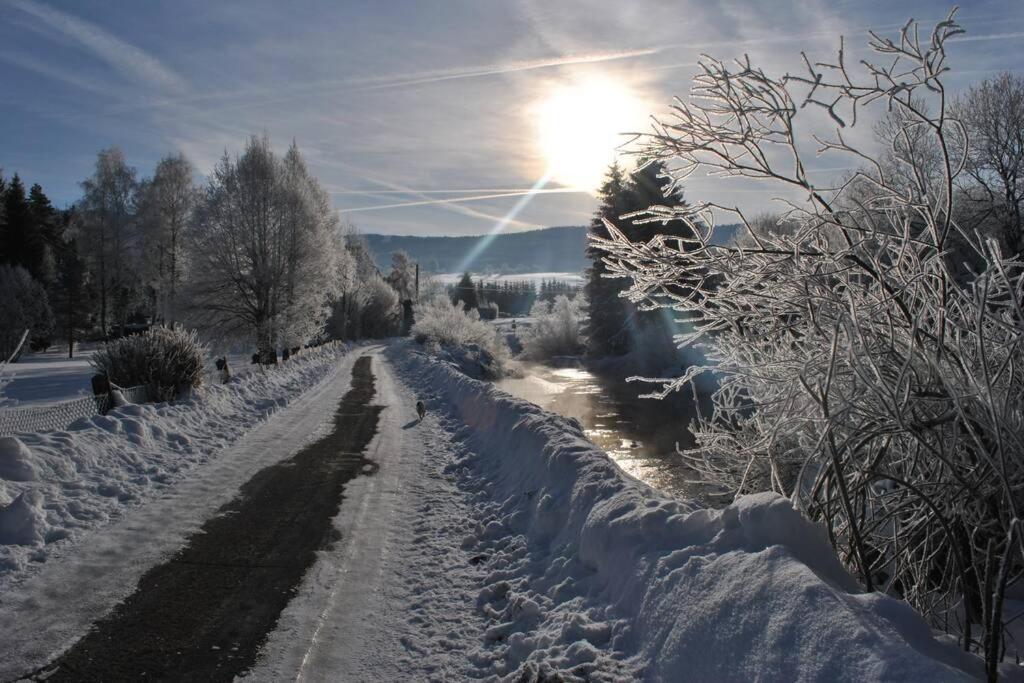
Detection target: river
<box><xmin>494</xmin><ymin>361</ymin><xmax>703</xmax><ymax>500</ymax></box>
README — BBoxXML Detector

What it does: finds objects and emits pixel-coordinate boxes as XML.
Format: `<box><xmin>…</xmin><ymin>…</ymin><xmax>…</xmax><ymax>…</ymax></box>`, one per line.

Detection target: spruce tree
<box><xmin>584</xmin><ymin>161</ymin><xmax>692</xmax><ymax>356</ymax></box>
<box><xmin>0</xmin><ymin>173</ymin><xmax>6</xmax><ymax>257</ymax></box>
<box><xmin>1</xmin><ymin>174</ymin><xmax>32</xmax><ymax>270</ymax></box>
<box><xmin>27</xmin><ymin>183</ymin><xmax>59</xmax><ymax>284</ymax></box>
<box><xmin>584</xmin><ymin>163</ymin><xmax>632</xmax><ymax>356</ymax></box>
<box><xmin>454</xmin><ymin>272</ymin><xmax>478</xmax><ymax>311</ymax></box>
<box><xmin>50</xmin><ymin>233</ymin><xmax>89</xmax><ymax>358</ymax></box>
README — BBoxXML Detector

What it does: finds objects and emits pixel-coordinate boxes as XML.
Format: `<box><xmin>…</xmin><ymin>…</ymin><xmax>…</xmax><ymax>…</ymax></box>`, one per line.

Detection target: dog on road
<box><xmin>416</xmin><ymin>400</ymin><xmax>426</xmax><ymax>421</ymax></box>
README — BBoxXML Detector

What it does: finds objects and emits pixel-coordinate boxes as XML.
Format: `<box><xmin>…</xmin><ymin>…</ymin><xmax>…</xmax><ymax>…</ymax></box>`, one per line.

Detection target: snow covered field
<box><xmin>0</xmin><ymin>345</ymin><xmax>98</xmax><ymax>408</ymax></box>
<box><xmin>433</xmin><ymin>271</ymin><xmax>584</xmax><ymax>286</ymax></box>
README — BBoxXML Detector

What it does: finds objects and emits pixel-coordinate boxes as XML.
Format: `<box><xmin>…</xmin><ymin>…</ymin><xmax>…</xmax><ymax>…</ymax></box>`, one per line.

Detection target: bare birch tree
<box><xmin>78</xmin><ymin>147</ymin><xmax>137</xmax><ymax>337</ymax></box>
<box><xmin>137</xmin><ymin>153</ymin><xmax>195</xmax><ymax>325</ymax></box>
<box><xmin>185</xmin><ymin>136</ymin><xmax>345</xmax><ymax>355</ymax></box>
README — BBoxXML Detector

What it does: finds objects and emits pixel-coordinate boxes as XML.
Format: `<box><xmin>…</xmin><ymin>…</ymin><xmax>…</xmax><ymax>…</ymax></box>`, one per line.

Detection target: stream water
<box><xmin>495</xmin><ymin>361</ymin><xmax>702</xmax><ymax>500</ymax></box>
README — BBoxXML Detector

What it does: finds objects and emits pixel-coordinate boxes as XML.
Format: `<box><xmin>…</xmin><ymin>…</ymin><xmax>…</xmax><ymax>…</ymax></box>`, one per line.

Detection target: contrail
<box><xmin>332</xmin><ymin>169</ymin><xmax>545</xmax><ymax>230</ymax></box>
<box><xmin>338</xmin><ymin>188</ymin><xmax>585</xmax><ymax>213</ymax></box>
<box><xmin>329</xmin><ymin>187</ymin><xmax>575</xmax><ymax>196</ymax></box>
<box><xmin>353</xmin><ymin>48</ymin><xmax>660</xmax><ymax>93</ymax></box>
<box><xmin>103</xmin><ymin>47</ymin><xmax>660</xmax><ymax>115</ymax></box>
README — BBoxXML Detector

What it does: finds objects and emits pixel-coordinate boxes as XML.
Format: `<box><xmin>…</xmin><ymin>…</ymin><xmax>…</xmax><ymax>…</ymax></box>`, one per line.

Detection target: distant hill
<box><xmin>363</xmin><ymin>223</ymin><xmax>742</xmax><ymax>275</ymax></box>
<box><xmin>364</xmin><ymin>225</ymin><xmax>588</xmax><ymax>274</ymax></box>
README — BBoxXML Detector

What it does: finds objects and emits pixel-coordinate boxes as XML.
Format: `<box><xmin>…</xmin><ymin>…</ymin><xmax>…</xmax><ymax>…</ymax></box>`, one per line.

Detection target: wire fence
<box><xmin>0</xmin><ymin>340</ymin><xmax>346</xmax><ymax>437</ymax></box>
<box><xmin>0</xmin><ymin>384</ymin><xmax>154</xmax><ymax>436</ymax></box>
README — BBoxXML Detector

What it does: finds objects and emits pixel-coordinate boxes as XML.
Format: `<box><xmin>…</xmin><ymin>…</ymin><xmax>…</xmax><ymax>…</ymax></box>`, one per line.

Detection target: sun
<box><xmin>536</xmin><ymin>76</ymin><xmax>650</xmax><ymax>192</ymax></box>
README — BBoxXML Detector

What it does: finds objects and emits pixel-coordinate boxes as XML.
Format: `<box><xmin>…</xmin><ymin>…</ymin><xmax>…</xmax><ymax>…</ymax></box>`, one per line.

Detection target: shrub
<box><xmin>520</xmin><ymin>295</ymin><xmax>585</xmax><ymax>360</ymax></box>
<box><xmin>594</xmin><ymin>11</ymin><xmax>1024</xmax><ymax>674</ymax></box>
<box><xmin>412</xmin><ymin>296</ymin><xmax>497</xmax><ymax>348</ymax></box>
<box><xmin>91</xmin><ymin>326</ymin><xmax>207</xmax><ymax>401</ymax></box>
<box><xmin>411</xmin><ymin>296</ymin><xmax>508</xmax><ymax>377</ymax></box>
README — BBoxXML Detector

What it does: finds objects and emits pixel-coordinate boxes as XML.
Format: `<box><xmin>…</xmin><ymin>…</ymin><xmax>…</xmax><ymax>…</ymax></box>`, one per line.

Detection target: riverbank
<box><xmin>495</xmin><ymin>351</ymin><xmax>710</xmax><ymax>500</ymax></box>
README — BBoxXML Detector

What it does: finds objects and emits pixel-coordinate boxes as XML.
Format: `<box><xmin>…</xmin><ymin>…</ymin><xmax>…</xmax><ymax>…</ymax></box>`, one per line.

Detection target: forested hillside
<box><xmin>364</xmin><ymin>225</ymin><xmax>586</xmax><ymax>273</ymax></box>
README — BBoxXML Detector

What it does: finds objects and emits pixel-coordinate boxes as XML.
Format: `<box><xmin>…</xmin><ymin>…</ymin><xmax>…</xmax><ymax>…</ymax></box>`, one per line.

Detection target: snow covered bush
<box><xmin>593</xmin><ymin>10</ymin><xmax>1023</xmax><ymax>677</ymax></box>
<box><xmin>91</xmin><ymin>325</ymin><xmax>206</xmax><ymax>401</ymax></box>
<box><xmin>411</xmin><ymin>296</ymin><xmax>507</xmax><ymax>378</ymax></box>
<box><xmin>0</xmin><ymin>265</ymin><xmax>54</xmax><ymax>361</ymax></box>
<box><xmin>520</xmin><ymin>295</ymin><xmax>585</xmax><ymax>360</ymax></box>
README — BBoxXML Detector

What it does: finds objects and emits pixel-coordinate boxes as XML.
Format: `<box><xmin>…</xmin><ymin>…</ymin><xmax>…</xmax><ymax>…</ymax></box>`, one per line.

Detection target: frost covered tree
<box><xmin>78</xmin><ymin>148</ymin><xmax>138</xmax><ymax>338</ymax></box>
<box><xmin>952</xmin><ymin>73</ymin><xmax>1024</xmax><ymax>257</ymax></box>
<box><xmin>0</xmin><ymin>264</ymin><xmax>54</xmax><ymax>359</ymax></box>
<box><xmin>520</xmin><ymin>294</ymin><xmax>585</xmax><ymax>360</ymax></box>
<box><xmin>593</xmin><ymin>11</ymin><xmax>1024</xmax><ymax>677</ymax></box>
<box><xmin>185</xmin><ymin>136</ymin><xmax>343</xmax><ymax>355</ymax></box>
<box><xmin>356</xmin><ymin>274</ymin><xmax>401</xmax><ymax>338</ymax></box>
<box><xmin>327</xmin><ymin>225</ymin><xmax>394</xmax><ymax>341</ymax></box>
<box><xmin>277</xmin><ymin>142</ymin><xmax>345</xmax><ymax>346</ymax></box>
<box><xmin>137</xmin><ymin>154</ymin><xmax>195</xmax><ymax>325</ymax></box>
<box><xmin>385</xmin><ymin>250</ymin><xmax>417</xmax><ymax>300</ymax></box>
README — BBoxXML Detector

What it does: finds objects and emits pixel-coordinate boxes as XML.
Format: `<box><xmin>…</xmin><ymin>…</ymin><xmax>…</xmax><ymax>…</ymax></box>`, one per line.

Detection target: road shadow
<box><xmin>402</xmin><ymin>419</ymin><xmax>420</xmax><ymax>430</ymax></box>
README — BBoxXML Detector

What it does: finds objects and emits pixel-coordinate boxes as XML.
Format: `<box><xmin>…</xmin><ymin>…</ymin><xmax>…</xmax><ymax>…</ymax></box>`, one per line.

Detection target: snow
<box><xmin>0</xmin><ymin>490</ymin><xmax>47</xmax><ymax>546</ymax></box>
<box><xmin>0</xmin><ymin>345</ymin><xmax>97</xmax><ymax>407</ymax></box>
<box><xmin>0</xmin><ymin>345</ymin><xmax>362</xmax><ymax>680</ymax></box>
<box><xmin>0</xmin><ymin>340</ymin><xmax>994</xmax><ymax>680</ymax></box>
<box><xmin>0</xmin><ymin>344</ymin><xmax>351</xmax><ymax>585</ymax></box>
<box><xmin>433</xmin><ymin>271</ymin><xmax>584</xmax><ymax>286</ymax></box>
<box><xmin>0</xmin><ymin>436</ymin><xmax>39</xmax><ymax>482</ymax></box>
<box><xmin>251</xmin><ymin>340</ymin><xmax>985</xmax><ymax>681</ymax></box>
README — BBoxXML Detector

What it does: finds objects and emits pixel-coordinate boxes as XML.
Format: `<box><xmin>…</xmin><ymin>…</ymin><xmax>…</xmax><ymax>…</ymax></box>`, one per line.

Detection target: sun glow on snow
<box><xmin>536</xmin><ymin>76</ymin><xmax>650</xmax><ymax>192</ymax></box>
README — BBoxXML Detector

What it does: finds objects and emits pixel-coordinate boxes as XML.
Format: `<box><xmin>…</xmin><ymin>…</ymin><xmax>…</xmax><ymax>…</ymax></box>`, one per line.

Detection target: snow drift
<box><xmin>0</xmin><ymin>345</ymin><xmax>349</xmax><ymax>585</ymax></box>
<box><xmin>388</xmin><ymin>342</ymin><xmax>984</xmax><ymax>681</ymax></box>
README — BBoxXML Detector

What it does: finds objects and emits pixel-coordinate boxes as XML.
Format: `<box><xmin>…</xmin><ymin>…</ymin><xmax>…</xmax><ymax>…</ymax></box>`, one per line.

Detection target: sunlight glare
<box><xmin>536</xmin><ymin>77</ymin><xmax>649</xmax><ymax>192</ymax></box>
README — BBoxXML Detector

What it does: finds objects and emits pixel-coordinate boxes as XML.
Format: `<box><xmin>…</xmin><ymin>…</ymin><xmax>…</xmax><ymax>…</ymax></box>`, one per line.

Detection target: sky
<box><xmin>1</xmin><ymin>0</ymin><xmax>1022</xmax><ymax>236</ymax></box>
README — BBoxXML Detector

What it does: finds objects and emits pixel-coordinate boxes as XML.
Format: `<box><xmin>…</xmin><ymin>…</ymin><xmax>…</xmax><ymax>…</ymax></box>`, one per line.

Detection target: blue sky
<box><xmin>1</xmin><ymin>0</ymin><xmax>1022</xmax><ymax>236</ymax></box>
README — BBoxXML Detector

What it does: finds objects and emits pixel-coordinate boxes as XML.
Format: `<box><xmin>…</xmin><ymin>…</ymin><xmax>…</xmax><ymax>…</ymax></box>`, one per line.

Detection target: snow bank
<box><xmin>388</xmin><ymin>342</ymin><xmax>983</xmax><ymax>681</ymax></box>
<box><xmin>0</xmin><ymin>345</ymin><xmax>350</xmax><ymax>585</ymax></box>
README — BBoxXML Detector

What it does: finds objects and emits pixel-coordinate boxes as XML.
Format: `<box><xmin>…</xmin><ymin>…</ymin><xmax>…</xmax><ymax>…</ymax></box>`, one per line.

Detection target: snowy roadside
<box><xmin>0</xmin><ymin>343</ymin><xmax>354</xmax><ymax>587</ymax></box>
<box><xmin>0</xmin><ymin>345</ymin><xmax>363</xmax><ymax>680</ymax></box>
<box><xmin>377</xmin><ymin>340</ymin><xmax>984</xmax><ymax>681</ymax></box>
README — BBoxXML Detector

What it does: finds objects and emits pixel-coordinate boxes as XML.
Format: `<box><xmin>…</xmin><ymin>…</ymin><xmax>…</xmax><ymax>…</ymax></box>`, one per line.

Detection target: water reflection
<box><xmin>495</xmin><ymin>362</ymin><xmax>702</xmax><ymax>499</ymax></box>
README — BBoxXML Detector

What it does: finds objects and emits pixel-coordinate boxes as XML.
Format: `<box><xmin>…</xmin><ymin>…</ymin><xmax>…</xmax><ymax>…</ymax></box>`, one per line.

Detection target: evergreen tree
<box><xmin>50</xmin><ymin>233</ymin><xmax>90</xmax><ymax>358</ymax></box>
<box><xmin>584</xmin><ymin>163</ymin><xmax>633</xmax><ymax>356</ymax></box>
<box><xmin>27</xmin><ymin>183</ymin><xmax>59</xmax><ymax>284</ymax></box>
<box><xmin>0</xmin><ymin>173</ymin><xmax>6</xmax><ymax>259</ymax></box>
<box><xmin>1</xmin><ymin>174</ymin><xmax>33</xmax><ymax>270</ymax></box>
<box><xmin>584</xmin><ymin>161</ymin><xmax>693</xmax><ymax>356</ymax></box>
<box><xmin>453</xmin><ymin>272</ymin><xmax>478</xmax><ymax>311</ymax></box>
